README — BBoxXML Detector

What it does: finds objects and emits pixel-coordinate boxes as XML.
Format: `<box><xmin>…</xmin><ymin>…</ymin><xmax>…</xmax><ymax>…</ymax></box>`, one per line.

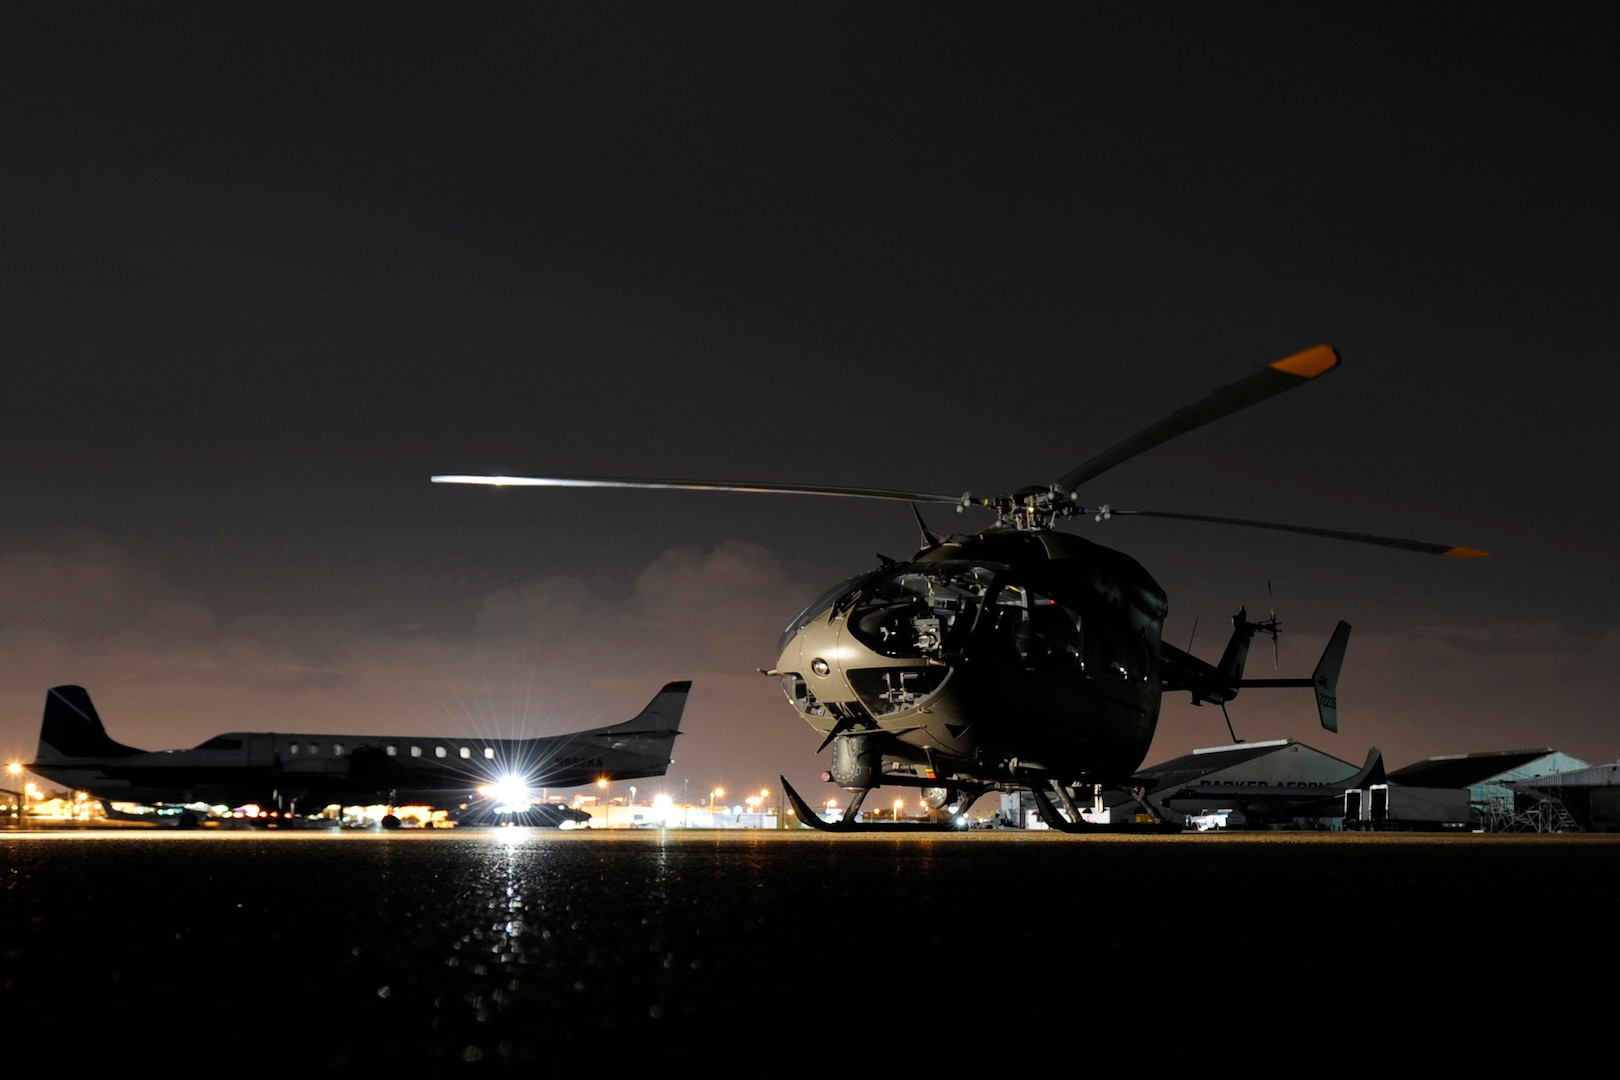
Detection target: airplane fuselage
<box><xmin>34</xmin><ymin>729</ymin><xmax>674</xmax><ymax>808</ymax></box>
<box><xmin>28</xmin><ymin>682</ymin><xmax>690</xmax><ymax>812</ymax></box>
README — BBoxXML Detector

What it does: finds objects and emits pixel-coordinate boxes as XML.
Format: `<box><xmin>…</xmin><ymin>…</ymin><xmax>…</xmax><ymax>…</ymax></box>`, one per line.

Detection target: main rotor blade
<box><xmin>1054</xmin><ymin>345</ymin><xmax>1340</xmax><ymax>494</ymax></box>
<box><xmin>1102</xmin><ymin>508</ymin><xmax>1489</xmax><ymax>558</ymax></box>
<box><xmin>432</xmin><ymin>474</ymin><xmax>973</xmax><ymax>506</ymax></box>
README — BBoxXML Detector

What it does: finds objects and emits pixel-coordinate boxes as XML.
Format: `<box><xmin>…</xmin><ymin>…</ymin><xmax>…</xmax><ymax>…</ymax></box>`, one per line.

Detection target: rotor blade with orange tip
<box><xmin>1054</xmin><ymin>345</ymin><xmax>1341</xmax><ymax>493</ymax></box>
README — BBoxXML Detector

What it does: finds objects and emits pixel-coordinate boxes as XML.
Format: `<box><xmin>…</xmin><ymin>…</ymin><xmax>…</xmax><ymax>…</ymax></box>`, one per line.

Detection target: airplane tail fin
<box><xmin>1346</xmin><ymin>745</ymin><xmax>1386</xmax><ymax>789</ymax></box>
<box><xmin>602</xmin><ymin>680</ymin><xmax>691</xmax><ymax>736</ymax></box>
<box><xmin>35</xmin><ymin>686</ymin><xmax>144</xmax><ymax>763</ymax></box>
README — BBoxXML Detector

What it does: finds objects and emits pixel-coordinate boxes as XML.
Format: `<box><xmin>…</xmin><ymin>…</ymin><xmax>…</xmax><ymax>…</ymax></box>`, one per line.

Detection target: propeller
<box><xmin>432</xmin><ymin>344</ymin><xmax>1489</xmax><ymax>559</ymax></box>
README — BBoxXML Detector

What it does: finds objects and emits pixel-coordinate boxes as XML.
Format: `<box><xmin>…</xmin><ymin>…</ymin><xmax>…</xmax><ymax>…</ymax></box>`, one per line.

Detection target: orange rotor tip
<box><xmin>1271</xmin><ymin>344</ymin><xmax>1340</xmax><ymax>379</ymax></box>
<box><xmin>1442</xmin><ymin>546</ymin><xmax>1490</xmax><ymax>559</ymax></box>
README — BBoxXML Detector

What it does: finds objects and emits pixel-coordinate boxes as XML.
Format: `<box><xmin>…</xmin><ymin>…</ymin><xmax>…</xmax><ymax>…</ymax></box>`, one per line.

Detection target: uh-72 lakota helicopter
<box><xmin>434</xmin><ymin>345</ymin><xmax>1486</xmax><ymax>831</ymax></box>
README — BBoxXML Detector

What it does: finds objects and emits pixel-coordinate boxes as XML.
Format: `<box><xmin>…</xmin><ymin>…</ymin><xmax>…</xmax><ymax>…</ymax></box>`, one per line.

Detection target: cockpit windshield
<box><xmin>845</xmin><ymin>561</ymin><xmax>1003</xmax><ymax>658</ymax></box>
<box><xmin>778</xmin><ymin>573</ymin><xmax>870</xmax><ymax>654</ymax></box>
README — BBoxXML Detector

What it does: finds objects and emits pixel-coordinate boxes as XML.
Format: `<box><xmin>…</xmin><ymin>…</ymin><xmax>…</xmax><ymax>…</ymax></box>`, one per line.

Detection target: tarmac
<box><xmin>5</xmin><ymin>828</ymin><xmax>1616</xmax><ymax>1071</ymax></box>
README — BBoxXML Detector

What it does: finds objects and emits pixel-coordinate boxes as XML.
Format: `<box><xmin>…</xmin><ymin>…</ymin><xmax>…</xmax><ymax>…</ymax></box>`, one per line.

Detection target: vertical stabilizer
<box><xmin>36</xmin><ymin>686</ymin><xmax>144</xmax><ymax>762</ymax></box>
<box><xmin>1312</xmin><ymin>622</ymin><xmax>1351</xmax><ymax>732</ymax></box>
<box><xmin>602</xmin><ymin>680</ymin><xmax>692</xmax><ymax>735</ymax></box>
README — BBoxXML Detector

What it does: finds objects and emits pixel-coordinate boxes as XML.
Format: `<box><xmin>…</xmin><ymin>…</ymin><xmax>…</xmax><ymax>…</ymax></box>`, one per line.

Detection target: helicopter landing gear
<box><xmin>1027</xmin><ymin>782</ymin><xmax>1184</xmax><ymax>833</ymax></box>
<box><xmin>1028</xmin><ymin>782</ymin><xmax>1093</xmax><ymax>832</ymax></box>
<box><xmin>780</xmin><ymin>776</ymin><xmax>970</xmax><ymax>832</ymax></box>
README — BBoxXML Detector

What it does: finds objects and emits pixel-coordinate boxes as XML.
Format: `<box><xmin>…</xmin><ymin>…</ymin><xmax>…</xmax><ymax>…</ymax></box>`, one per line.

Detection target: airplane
<box><xmin>25</xmin><ymin>680</ymin><xmax>690</xmax><ymax>828</ymax></box>
<box><xmin>433</xmin><ymin>345</ymin><xmax>1486</xmax><ymax>832</ymax></box>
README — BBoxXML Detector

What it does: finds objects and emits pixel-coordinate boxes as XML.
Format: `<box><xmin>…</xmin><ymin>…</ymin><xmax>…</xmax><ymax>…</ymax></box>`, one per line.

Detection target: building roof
<box><xmin>1507</xmin><ymin>761</ymin><xmax>1620</xmax><ymax>790</ymax></box>
<box><xmin>1134</xmin><ymin>739</ymin><xmax>1301</xmax><ymax>790</ymax></box>
<box><xmin>1135</xmin><ymin>739</ymin><xmax>1368</xmax><ymax>791</ymax></box>
<box><xmin>1387</xmin><ymin>749</ymin><xmax>1560</xmax><ymax>789</ymax></box>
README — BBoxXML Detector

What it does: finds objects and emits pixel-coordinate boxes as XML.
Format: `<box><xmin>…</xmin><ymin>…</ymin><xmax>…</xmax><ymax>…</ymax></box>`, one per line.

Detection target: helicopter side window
<box><xmin>984</xmin><ymin>584</ymin><xmax>1084</xmax><ymax>670</ymax></box>
<box><xmin>1028</xmin><ymin>596</ymin><xmax>1084</xmax><ymax>671</ymax></box>
<box><xmin>987</xmin><ymin>585</ymin><xmax>1035</xmax><ymax>661</ymax></box>
<box><xmin>1091</xmin><ymin>630</ymin><xmax>1131</xmax><ymax>680</ymax></box>
<box><xmin>1131</xmin><ymin>628</ymin><xmax>1154</xmax><ymax>684</ymax></box>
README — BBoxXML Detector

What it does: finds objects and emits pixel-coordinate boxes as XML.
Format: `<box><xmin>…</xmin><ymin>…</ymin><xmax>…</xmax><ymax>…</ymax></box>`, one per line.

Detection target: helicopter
<box><xmin>433</xmin><ymin>345</ymin><xmax>1486</xmax><ymax>831</ymax></box>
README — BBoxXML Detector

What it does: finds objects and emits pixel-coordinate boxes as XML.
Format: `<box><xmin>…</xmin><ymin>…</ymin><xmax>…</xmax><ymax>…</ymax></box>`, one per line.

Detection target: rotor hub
<box><xmin>988</xmin><ymin>484</ymin><xmax>1079</xmax><ymax>531</ymax></box>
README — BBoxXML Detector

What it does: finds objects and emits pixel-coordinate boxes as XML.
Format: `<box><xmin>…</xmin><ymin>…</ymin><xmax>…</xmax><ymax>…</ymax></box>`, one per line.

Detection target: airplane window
<box><xmin>386</xmin><ymin>745</ymin><xmax>397</xmax><ymax>757</ymax></box>
<box><xmin>334</xmin><ymin>743</ymin><xmax>344</xmax><ymax>756</ymax></box>
<box><xmin>310</xmin><ymin>743</ymin><xmax>320</xmax><ymax>755</ymax></box>
<box><xmin>459</xmin><ymin>746</ymin><xmax>471</xmax><ymax>759</ymax></box>
<box><xmin>435</xmin><ymin>746</ymin><xmax>447</xmax><ymax>759</ymax></box>
<box><xmin>289</xmin><ymin>743</ymin><xmax>300</xmax><ymax>755</ymax></box>
<box><xmin>410</xmin><ymin>746</ymin><xmax>422</xmax><ymax>758</ymax></box>
<box><xmin>484</xmin><ymin>747</ymin><xmax>495</xmax><ymax>760</ymax></box>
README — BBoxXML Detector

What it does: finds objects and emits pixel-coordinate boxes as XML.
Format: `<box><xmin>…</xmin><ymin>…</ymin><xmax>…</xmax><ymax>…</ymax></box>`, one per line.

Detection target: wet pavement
<box><xmin>5</xmin><ymin>828</ymin><xmax>1617</xmax><ymax>1071</ymax></box>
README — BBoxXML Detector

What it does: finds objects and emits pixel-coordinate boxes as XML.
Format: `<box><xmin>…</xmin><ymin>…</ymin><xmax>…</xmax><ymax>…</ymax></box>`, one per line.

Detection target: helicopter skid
<box><xmin>1028</xmin><ymin>785</ymin><xmax>1183</xmax><ymax>834</ymax></box>
<box><xmin>781</xmin><ymin>776</ymin><xmax>970</xmax><ymax>832</ymax></box>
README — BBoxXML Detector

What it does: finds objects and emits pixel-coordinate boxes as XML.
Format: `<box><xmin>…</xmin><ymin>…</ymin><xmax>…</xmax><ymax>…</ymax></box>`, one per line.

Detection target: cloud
<box><xmin>0</xmin><ymin>534</ymin><xmax>820</xmax><ymax>792</ymax></box>
<box><xmin>5</xmin><ymin>533</ymin><xmax>1615</xmax><ymax>796</ymax></box>
<box><xmin>0</xmin><ymin>533</ymin><xmax>169</xmax><ymax>639</ymax></box>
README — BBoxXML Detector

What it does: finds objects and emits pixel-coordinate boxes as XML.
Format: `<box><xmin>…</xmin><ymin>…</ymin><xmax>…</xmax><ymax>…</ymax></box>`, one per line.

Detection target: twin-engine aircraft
<box><xmin>25</xmin><ymin>681</ymin><xmax>689</xmax><ymax>828</ymax></box>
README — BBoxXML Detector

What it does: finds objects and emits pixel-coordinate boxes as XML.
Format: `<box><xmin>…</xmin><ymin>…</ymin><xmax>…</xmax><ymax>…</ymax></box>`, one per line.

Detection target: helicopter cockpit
<box><xmin>843</xmin><ymin>561</ymin><xmax>996</xmax><ymax>660</ymax></box>
<box><xmin>839</xmin><ymin>561</ymin><xmax>1090</xmax><ymax>673</ymax></box>
<box><xmin>775</xmin><ymin>558</ymin><xmax>1102</xmax><ymax>724</ymax></box>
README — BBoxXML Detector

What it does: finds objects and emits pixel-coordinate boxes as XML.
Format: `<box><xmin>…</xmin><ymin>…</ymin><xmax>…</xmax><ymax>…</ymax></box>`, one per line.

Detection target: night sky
<box><xmin>3</xmin><ymin>7</ymin><xmax>1616</xmax><ymax>802</ymax></box>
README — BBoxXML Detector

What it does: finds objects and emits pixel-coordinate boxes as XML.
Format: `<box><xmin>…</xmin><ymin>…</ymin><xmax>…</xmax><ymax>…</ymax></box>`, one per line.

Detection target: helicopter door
<box><xmin>978</xmin><ymin>582</ymin><xmax>1085</xmax><ymax>672</ymax></box>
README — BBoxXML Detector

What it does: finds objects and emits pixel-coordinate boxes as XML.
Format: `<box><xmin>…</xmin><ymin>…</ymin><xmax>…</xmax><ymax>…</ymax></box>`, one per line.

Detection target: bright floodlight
<box><xmin>485</xmin><ymin>775</ymin><xmax>530</xmax><ymax>807</ymax></box>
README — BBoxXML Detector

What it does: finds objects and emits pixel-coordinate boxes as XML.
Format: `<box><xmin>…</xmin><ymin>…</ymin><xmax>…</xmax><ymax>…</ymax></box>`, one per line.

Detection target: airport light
<box><xmin>709</xmin><ymin>787</ymin><xmax>723</xmax><ymax>813</ymax></box>
<box><xmin>480</xmin><ymin>775</ymin><xmax>530</xmax><ymax>808</ymax></box>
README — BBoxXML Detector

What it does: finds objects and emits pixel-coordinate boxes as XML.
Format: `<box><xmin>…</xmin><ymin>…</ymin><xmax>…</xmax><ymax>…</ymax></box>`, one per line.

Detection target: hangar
<box><xmin>1387</xmin><ymin>749</ymin><xmax>1590</xmax><ymax>832</ymax></box>
<box><xmin>1505</xmin><ymin>760</ymin><xmax>1620</xmax><ymax>832</ymax></box>
<box><xmin>1126</xmin><ymin>739</ymin><xmax>1384</xmax><ymax>830</ymax></box>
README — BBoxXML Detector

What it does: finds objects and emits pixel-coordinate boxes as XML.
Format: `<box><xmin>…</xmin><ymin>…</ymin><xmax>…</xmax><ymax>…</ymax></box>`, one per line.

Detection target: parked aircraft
<box><xmin>438</xmin><ymin>345</ymin><xmax>1481</xmax><ymax>831</ymax></box>
<box><xmin>25</xmin><ymin>681</ymin><xmax>690</xmax><ymax>827</ymax></box>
